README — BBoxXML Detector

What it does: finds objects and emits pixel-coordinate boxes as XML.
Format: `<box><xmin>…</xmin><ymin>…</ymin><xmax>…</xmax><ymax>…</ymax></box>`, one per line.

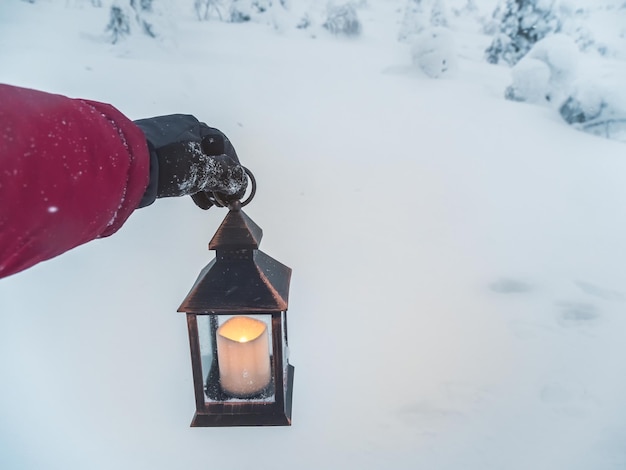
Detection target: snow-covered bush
<box><xmin>225</xmin><ymin>0</ymin><xmax>289</xmax><ymax>30</ymax></box>
<box><xmin>505</xmin><ymin>33</ymin><xmax>579</xmax><ymax>106</ymax></box>
<box><xmin>505</xmin><ymin>58</ymin><xmax>551</xmax><ymax>102</ymax></box>
<box><xmin>296</xmin><ymin>12</ymin><xmax>312</xmax><ymax>29</ymax></box>
<box><xmin>228</xmin><ymin>0</ymin><xmax>255</xmax><ymax>22</ymax></box>
<box><xmin>560</xmin><ymin>78</ymin><xmax>626</xmax><ymax>143</ymax></box>
<box><xmin>323</xmin><ymin>3</ymin><xmax>361</xmax><ymax>36</ymax></box>
<box><xmin>410</xmin><ymin>1</ymin><xmax>456</xmax><ymax>78</ymax></box>
<box><xmin>227</xmin><ymin>0</ymin><xmax>284</xmax><ymax>23</ymax></box>
<box><xmin>398</xmin><ymin>0</ymin><xmax>427</xmax><ymax>43</ymax></box>
<box><xmin>411</xmin><ymin>26</ymin><xmax>457</xmax><ymax>78</ymax></box>
<box><xmin>486</xmin><ymin>0</ymin><xmax>561</xmax><ymax>66</ymax></box>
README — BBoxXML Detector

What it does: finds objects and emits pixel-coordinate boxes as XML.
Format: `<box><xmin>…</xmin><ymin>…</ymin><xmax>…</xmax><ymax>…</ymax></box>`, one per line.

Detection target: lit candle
<box><xmin>217</xmin><ymin>316</ymin><xmax>271</xmax><ymax>398</ymax></box>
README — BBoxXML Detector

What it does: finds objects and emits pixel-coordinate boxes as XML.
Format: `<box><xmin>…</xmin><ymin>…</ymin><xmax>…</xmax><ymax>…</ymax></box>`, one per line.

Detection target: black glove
<box><xmin>134</xmin><ymin>114</ymin><xmax>247</xmax><ymax>209</ymax></box>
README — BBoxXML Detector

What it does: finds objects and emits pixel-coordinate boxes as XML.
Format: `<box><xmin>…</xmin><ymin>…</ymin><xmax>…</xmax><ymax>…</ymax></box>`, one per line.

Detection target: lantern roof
<box><xmin>209</xmin><ymin>209</ymin><xmax>263</xmax><ymax>250</ymax></box>
<box><xmin>178</xmin><ymin>209</ymin><xmax>291</xmax><ymax>314</ymax></box>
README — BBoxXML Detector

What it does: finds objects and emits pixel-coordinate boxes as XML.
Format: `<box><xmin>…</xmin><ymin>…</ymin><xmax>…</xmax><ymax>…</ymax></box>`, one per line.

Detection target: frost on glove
<box><xmin>133</xmin><ymin>114</ymin><xmax>247</xmax><ymax>209</ymax></box>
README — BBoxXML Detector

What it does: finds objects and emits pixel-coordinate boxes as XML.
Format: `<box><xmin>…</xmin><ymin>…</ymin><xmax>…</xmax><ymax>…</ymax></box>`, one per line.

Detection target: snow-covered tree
<box><xmin>131</xmin><ymin>0</ymin><xmax>156</xmax><ymax>37</ymax></box>
<box><xmin>453</xmin><ymin>0</ymin><xmax>477</xmax><ymax>16</ymax></box>
<box><xmin>486</xmin><ymin>0</ymin><xmax>561</xmax><ymax>66</ymax></box>
<box><xmin>323</xmin><ymin>3</ymin><xmax>361</xmax><ymax>36</ymax></box>
<box><xmin>430</xmin><ymin>0</ymin><xmax>449</xmax><ymax>28</ymax></box>
<box><xmin>194</xmin><ymin>0</ymin><xmax>224</xmax><ymax>21</ymax></box>
<box><xmin>105</xmin><ymin>0</ymin><xmax>161</xmax><ymax>43</ymax></box>
<box><xmin>400</xmin><ymin>0</ymin><xmax>450</xmax><ymax>43</ymax></box>
<box><xmin>557</xmin><ymin>3</ymin><xmax>622</xmax><ymax>57</ymax></box>
<box><xmin>106</xmin><ymin>5</ymin><xmax>131</xmax><ymax>43</ymax></box>
<box><xmin>398</xmin><ymin>0</ymin><xmax>427</xmax><ymax>43</ymax></box>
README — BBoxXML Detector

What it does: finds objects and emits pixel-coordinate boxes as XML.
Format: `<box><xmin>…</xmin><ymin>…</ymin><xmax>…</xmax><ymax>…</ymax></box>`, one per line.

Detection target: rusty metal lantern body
<box><xmin>178</xmin><ymin>206</ymin><xmax>293</xmax><ymax>427</ymax></box>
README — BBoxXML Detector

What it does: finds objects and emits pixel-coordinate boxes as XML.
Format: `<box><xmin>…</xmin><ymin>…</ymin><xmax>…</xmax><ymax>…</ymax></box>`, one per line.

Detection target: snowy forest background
<box><xmin>2</xmin><ymin>0</ymin><xmax>626</xmax><ymax>469</ymax></box>
<box><xmin>18</xmin><ymin>0</ymin><xmax>626</xmax><ymax>142</ymax></box>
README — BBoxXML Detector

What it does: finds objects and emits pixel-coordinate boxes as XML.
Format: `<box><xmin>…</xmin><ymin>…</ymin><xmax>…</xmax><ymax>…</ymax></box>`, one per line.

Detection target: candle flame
<box><xmin>218</xmin><ymin>316</ymin><xmax>267</xmax><ymax>343</ymax></box>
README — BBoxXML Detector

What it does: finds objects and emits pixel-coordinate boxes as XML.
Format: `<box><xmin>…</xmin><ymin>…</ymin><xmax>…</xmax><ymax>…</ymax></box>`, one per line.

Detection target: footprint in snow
<box><xmin>575</xmin><ymin>280</ymin><xmax>625</xmax><ymax>302</ymax></box>
<box><xmin>556</xmin><ymin>301</ymin><xmax>600</xmax><ymax>328</ymax></box>
<box><xmin>489</xmin><ymin>278</ymin><xmax>533</xmax><ymax>294</ymax></box>
<box><xmin>540</xmin><ymin>380</ymin><xmax>595</xmax><ymax>418</ymax></box>
<box><xmin>397</xmin><ymin>401</ymin><xmax>465</xmax><ymax>433</ymax></box>
<box><xmin>397</xmin><ymin>383</ymin><xmax>490</xmax><ymax>432</ymax></box>
<box><xmin>541</xmin><ymin>382</ymin><xmax>577</xmax><ymax>404</ymax></box>
<box><xmin>508</xmin><ymin>320</ymin><xmax>555</xmax><ymax>339</ymax></box>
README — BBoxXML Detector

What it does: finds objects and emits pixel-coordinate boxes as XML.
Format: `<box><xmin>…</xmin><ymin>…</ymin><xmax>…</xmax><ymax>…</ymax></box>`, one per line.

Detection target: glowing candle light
<box><xmin>217</xmin><ymin>316</ymin><xmax>271</xmax><ymax>397</ymax></box>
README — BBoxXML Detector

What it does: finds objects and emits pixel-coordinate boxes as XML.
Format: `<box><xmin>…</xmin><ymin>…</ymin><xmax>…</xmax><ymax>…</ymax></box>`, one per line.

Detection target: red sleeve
<box><xmin>0</xmin><ymin>84</ymin><xmax>150</xmax><ymax>278</ymax></box>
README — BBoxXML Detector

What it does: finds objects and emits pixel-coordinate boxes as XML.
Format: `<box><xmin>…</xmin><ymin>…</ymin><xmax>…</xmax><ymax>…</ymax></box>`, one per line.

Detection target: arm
<box><xmin>0</xmin><ymin>85</ymin><xmax>247</xmax><ymax>279</ymax></box>
<box><xmin>0</xmin><ymin>84</ymin><xmax>150</xmax><ymax>278</ymax></box>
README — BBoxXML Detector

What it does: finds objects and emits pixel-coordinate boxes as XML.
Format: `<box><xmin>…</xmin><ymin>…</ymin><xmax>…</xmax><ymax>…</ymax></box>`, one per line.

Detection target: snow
<box><xmin>507</xmin><ymin>56</ymin><xmax>552</xmax><ymax>102</ymax></box>
<box><xmin>1</xmin><ymin>1</ymin><xmax>626</xmax><ymax>469</ymax></box>
<box><xmin>507</xmin><ymin>33</ymin><xmax>580</xmax><ymax>106</ymax></box>
<box><xmin>411</xmin><ymin>26</ymin><xmax>459</xmax><ymax>78</ymax></box>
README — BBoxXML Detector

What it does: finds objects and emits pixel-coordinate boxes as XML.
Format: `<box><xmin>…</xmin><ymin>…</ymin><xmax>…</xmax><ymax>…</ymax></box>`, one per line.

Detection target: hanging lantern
<box><xmin>178</xmin><ymin>178</ymin><xmax>294</xmax><ymax>427</ymax></box>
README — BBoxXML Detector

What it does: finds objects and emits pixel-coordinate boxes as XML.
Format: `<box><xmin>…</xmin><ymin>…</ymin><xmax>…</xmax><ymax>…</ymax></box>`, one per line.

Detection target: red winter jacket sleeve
<box><xmin>0</xmin><ymin>84</ymin><xmax>150</xmax><ymax>278</ymax></box>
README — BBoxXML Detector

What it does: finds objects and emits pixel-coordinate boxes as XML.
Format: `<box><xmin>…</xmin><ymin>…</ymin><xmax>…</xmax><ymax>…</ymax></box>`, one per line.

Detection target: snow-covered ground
<box><xmin>1</xmin><ymin>1</ymin><xmax>626</xmax><ymax>469</ymax></box>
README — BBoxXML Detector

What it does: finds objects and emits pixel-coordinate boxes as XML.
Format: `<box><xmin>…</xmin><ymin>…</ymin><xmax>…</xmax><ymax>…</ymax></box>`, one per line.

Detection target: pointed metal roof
<box><xmin>178</xmin><ymin>209</ymin><xmax>291</xmax><ymax>314</ymax></box>
<box><xmin>209</xmin><ymin>209</ymin><xmax>263</xmax><ymax>250</ymax></box>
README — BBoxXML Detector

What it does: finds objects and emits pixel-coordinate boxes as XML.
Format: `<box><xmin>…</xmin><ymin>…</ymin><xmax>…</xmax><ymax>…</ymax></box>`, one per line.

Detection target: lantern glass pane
<box><xmin>196</xmin><ymin>315</ymin><xmax>216</xmax><ymax>386</ymax></box>
<box><xmin>200</xmin><ymin>314</ymin><xmax>275</xmax><ymax>404</ymax></box>
<box><xmin>282</xmin><ymin>311</ymin><xmax>290</xmax><ymax>395</ymax></box>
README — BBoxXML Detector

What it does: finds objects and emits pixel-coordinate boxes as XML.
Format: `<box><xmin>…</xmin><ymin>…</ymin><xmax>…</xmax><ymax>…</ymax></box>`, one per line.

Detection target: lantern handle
<box><xmin>212</xmin><ymin>166</ymin><xmax>256</xmax><ymax>210</ymax></box>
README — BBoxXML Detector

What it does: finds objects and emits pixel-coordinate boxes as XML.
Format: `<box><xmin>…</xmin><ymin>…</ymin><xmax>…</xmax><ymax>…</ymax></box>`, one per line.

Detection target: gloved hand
<box><xmin>134</xmin><ymin>114</ymin><xmax>247</xmax><ymax>209</ymax></box>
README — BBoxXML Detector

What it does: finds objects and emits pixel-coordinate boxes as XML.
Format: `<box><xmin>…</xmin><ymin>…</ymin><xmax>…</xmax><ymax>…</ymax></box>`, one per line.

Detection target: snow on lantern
<box><xmin>178</xmin><ymin>194</ymin><xmax>294</xmax><ymax>427</ymax></box>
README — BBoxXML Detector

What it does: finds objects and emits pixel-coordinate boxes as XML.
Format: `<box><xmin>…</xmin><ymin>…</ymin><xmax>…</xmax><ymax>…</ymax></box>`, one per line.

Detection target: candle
<box><xmin>217</xmin><ymin>316</ymin><xmax>271</xmax><ymax>398</ymax></box>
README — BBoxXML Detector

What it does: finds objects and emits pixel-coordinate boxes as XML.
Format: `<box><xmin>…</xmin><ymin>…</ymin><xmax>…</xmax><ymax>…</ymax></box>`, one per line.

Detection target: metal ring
<box><xmin>212</xmin><ymin>166</ymin><xmax>256</xmax><ymax>208</ymax></box>
<box><xmin>240</xmin><ymin>167</ymin><xmax>256</xmax><ymax>207</ymax></box>
<box><xmin>211</xmin><ymin>193</ymin><xmax>227</xmax><ymax>208</ymax></box>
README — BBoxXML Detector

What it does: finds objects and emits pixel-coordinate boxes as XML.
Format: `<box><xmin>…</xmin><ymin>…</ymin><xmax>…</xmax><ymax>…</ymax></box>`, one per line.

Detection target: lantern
<box><xmin>178</xmin><ymin>197</ymin><xmax>294</xmax><ymax>427</ymax></box>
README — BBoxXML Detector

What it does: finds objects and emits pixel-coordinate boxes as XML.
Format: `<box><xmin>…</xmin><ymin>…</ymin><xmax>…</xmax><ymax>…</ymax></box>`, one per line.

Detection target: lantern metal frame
<box><xmin>178</xmin><ymin>201</ymin><xmax>294</xmax><ymax>427</ymax></box>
